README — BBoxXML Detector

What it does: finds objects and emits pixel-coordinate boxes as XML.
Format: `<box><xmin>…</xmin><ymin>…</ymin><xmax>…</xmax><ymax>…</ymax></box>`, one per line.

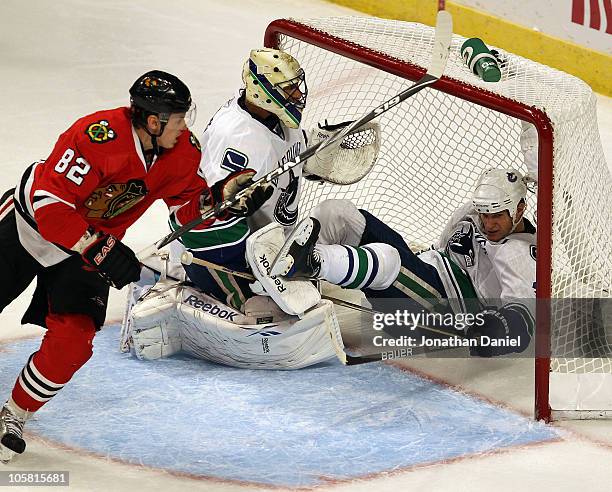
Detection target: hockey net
<box><xmin>264</xmin><ymin>16</ymin><xmax>612</xmax><ymax>421</ymax></box>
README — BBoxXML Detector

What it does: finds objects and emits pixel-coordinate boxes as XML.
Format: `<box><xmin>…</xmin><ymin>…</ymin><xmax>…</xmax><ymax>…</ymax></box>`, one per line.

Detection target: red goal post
<box><xmin>264</xmin><ymin>16</ymin><xmax>611</xmax><ymax>422</ymax></box>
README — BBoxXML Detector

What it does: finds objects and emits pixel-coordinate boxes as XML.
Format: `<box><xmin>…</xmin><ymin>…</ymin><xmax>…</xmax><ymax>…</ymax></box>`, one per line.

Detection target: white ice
<box><xmin>0</xmin><ymin>0</ymin><xmax>611</xmax><ymax>490</ymax></box>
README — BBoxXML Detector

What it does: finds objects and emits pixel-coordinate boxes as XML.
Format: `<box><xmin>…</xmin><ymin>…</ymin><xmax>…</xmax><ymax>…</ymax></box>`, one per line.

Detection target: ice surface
<box><xmin>0</xmin><ymin>0</ymin><xmax>611</xmax><ymax>490</ymax></box>
<box><xmin>0</xmin><ymin>327</ymin><xmax>560</xmax><ymax>487</ymax></box>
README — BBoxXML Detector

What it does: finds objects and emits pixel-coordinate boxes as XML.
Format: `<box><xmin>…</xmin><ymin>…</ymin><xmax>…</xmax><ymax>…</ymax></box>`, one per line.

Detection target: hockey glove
<box><xmin>208</xmin><ymin>169</ymin><xmax>273</xmax><ymax>219</ymax></box>
<box><xmin>467</xmin><ymin>304</ymin><xmax>534</xmax><ymax>357</ymax></box>
<box><xmin>81</xmin><ymin>233</ymin><xmax>141</xmax><ymax>289</ymax></box>
<box><xmin>447</xmin><ymin>224</ymin><xmax>476</xmax><ymax>267</ymax></box>
<box><xmin>304</xmin><ymin>120</ymin><xmax>347</xmax><ymax>180</ymax></box>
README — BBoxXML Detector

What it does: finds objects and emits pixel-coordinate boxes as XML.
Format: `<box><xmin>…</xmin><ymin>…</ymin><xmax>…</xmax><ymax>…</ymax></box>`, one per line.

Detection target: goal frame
<box><xmin>264</xmin><ymin>18</ymin><xmax>555</xmax><ymax>422</ymax></box>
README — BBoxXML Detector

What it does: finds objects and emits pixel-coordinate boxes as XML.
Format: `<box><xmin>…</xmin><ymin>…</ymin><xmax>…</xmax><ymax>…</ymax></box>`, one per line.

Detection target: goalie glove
<box><xmin>305</xmin><ymin>120</ymin><xmax>380</xmax><ymax>185</ymax></box>
<box><xmin>204</xmin><ymin>169</ymin><xmax>273</xmax><ymax>219</ymax></box>
<box><xmin>306</xmin><ymin>120</ymin><xmax>346</xmax><ymax>179</ymax></box>
<box><xmin>467</xmin><ymin>304</ymin><xmax>534</xmax><ymax>357</ymax></box>
<box><xmin>79</xmin><ymin>230</ymin><xmax>141</xmax><ymax>289</ymax></box>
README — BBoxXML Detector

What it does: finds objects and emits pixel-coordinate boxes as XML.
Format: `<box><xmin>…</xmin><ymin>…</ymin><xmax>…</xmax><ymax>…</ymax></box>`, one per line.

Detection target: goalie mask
<box><xmin>472</xmin><ymin>168</ymin><xmax>527</xmax><ymax>224</ymax></box>
<box><xmin>242</xmin><ymin>48</ymin><xmax>307</xmax><ymax>129</ymax></box>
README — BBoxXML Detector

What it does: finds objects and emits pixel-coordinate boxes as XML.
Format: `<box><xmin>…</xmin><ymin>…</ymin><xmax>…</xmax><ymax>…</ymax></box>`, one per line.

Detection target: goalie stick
<box><xmin>137</xmin><ymin>11</ymin><xmax>453</xmax><ymax>261</ymax></box>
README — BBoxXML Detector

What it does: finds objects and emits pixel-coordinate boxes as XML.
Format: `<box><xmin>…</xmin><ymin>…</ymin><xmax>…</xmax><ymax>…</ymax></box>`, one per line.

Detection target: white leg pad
<box><xmin>130</xmin><ymin>280</ymin><xmax>184</xmax><ymax>360</ymax></box>
<box><xmin>178</xmin><ymin>298</ymin><xmax>337</xmax><ymax>369</ymax></box>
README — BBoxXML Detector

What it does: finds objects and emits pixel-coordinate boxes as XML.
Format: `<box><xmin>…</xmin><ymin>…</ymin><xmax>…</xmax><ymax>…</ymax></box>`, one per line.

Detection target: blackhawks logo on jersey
<box><xmin>84</xmin><ymin>179</ymin><xmax>147</xmax><ymax>219</ymax></box>
<box><xmin>85</xmin><ymin>120</ymin><xmax>116</xmax><ymax>143</ymax></box>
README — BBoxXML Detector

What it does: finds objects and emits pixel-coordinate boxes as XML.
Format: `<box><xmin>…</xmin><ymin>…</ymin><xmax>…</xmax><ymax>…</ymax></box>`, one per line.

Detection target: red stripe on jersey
<box><xmin>0</xmin><ymin>196</ymin><xmax>13</xmax><ymax>216</ymax></box>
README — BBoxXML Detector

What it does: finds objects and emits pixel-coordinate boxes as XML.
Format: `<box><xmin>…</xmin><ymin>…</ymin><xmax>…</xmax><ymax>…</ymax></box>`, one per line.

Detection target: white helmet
<box><xmin>242</xmin><ymin>48</ymin><xmax>307</xmax><ymax>129</ymax></box>
<box><xmin>472</xmin><ymin>168</ymin><xmax>527</xmax><ymax>222</ymax></box>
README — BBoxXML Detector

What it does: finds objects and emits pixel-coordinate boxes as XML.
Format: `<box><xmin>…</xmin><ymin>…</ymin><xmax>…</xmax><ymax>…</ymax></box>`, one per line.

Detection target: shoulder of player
<box><xmin>202</xmin><ymin>115</ymin><xmax>274</xmax><ymax>163</ymax></box>
<box><xmin>66</xmin><ymin>107</ymin><xmax>134</xmax><ymax>151</ymax></box>
<box><xmin>209</xmin><ymin>104</ymin><xmax>270</xmax><ymax>140</ymax></box>
<box><xmin>493</xmin><ymin>233</ymin><xmax>536</xmax><ymax>262</ymax></box>
<box><xmin>165</xmin><ymin>130</ymin><xmax>202</xmax><ymax>168</ymax></box>
<box><xmin>498</xmin><ymin>218</ymin><xmax>536</xmax><ymax>247</ymax></box>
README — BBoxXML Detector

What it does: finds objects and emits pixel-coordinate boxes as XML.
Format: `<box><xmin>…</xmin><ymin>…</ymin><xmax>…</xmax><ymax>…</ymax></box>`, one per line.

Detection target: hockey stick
<box><xmin>139</xmin><ymin>251</ymin><xmax>465</xmax><ymax>366</ymax></box>
<box><xmin>137</xmin><ymin>11</ymin><xmax>453</xmax><ymax>261</ymax></box>
<box><xmin>180</xmin><ymin>251</ymin><xmax>256</xmax><ymax>281</ymax></box>
<box><xmin>181</xmin><ymin>250</ymin><xmax>461</xmax><ymax>338</ymax></box>
<box><xmin>327</xmin><ymin>311</ymin><xmax>468</xmax><ymax>366</ymax></box>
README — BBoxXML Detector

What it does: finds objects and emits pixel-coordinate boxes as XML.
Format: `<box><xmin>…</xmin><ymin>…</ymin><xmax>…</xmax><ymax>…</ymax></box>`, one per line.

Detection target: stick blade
<box><xmin>428</xmin><ymin>10</ymin><xmax>453</xmax><ymax>79</ymax></box>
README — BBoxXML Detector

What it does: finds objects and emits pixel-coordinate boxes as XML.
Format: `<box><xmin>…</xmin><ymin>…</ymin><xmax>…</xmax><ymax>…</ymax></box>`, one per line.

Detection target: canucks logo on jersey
<box><xmin>221</xmin><ymin>148</ymin><xmax>249</xmax><ymax>173</ymax></box>
<box><xmin>274</xmin><ymin>169</ymin><xmax>299</xmax><ymax>226</ymax></box>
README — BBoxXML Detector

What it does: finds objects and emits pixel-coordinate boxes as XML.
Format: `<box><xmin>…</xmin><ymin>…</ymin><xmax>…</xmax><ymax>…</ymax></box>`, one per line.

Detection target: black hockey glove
<box><xmin>209</xmin><ymin>169</ymin><xmax>273</xmax><ymax>219</ymax></box>
<box><xmin>82</xmin><ymin>234</ymin><xmax>141</xmax><ymax>289</ymax></box>
<box><xmin>447</xmin><ymin>224</ymin><xmax>476</xmax><ymax>266</ymax></box>
<box><xmin>467</xmin><ymin>304</ymin><xmax>534</xmax><ymax>357</ymax></box>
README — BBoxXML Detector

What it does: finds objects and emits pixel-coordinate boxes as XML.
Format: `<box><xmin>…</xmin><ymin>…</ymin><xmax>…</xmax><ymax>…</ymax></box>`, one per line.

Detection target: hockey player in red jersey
<box><xmin>0</xmin><ymin>70</ymin><xmax>270</xmax><ymax>462</ymax></box>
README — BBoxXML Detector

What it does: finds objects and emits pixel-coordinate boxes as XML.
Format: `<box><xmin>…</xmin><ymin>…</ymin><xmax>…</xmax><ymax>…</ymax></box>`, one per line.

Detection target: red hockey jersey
<box><xmin>14</xmin><ymin>107</ymin><xmax>207</xmax><ymax>266</ymax></box>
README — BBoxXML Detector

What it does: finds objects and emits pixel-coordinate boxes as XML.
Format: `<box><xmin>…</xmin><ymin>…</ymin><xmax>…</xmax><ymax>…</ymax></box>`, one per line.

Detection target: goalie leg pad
<box><xmin>246</xmin><ymin>222</ymin><xmax>321</xmax><ymax>316</ymax></box>
<box><xmin>177</xmin><ymin>298</ymin><xmax>337</xmax><ymax>369</ymax></box>
<box><xmin>129</xmin><ymin>281</ymin><xmax>183</xmax><ymax>360</ymax></box>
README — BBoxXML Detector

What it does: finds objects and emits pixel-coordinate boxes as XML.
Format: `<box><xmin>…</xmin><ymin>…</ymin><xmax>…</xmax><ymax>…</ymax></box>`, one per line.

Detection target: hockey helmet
<box><xmin>130</xmin><ymin>70</ymin><xmax>196</xmax><ymax>128</ymax></box>
<box><xmin>472</xmin><ymin>168</ymin><xmax>527</xmax><ymax>222</ymax></box>
<box><xmin>242</xmin><ymin>48</ymin><xmax>307</xmax><ymax>129</ymax></box>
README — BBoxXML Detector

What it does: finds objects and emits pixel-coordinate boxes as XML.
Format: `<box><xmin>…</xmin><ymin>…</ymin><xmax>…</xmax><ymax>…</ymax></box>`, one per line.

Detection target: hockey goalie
<box><xmin>120</xmin><ymin>48</ymin><xmax>381</xmax><ymax>369</ymax></box>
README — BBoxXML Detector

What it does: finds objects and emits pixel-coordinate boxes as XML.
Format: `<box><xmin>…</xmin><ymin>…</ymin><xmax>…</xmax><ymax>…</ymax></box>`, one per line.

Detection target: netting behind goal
<box><xmin>264</xmin><ymin>16</ymin><xmax>612</xmax><ymax>420</ymax></box>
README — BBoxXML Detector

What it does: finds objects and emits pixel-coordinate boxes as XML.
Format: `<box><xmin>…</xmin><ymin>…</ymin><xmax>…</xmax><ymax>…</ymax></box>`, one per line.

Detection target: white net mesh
<box><xmin>269</xmin><ymin>17</ymin><xmax>612</xmax><ymax>382</ymax></box>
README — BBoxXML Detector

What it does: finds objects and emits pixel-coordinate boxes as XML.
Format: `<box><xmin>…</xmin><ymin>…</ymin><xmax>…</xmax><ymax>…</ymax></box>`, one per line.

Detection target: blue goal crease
<box><xmin>0</xmin><ymin>326</ymin><xmax>560</xmax><ymax>487</ymax></box>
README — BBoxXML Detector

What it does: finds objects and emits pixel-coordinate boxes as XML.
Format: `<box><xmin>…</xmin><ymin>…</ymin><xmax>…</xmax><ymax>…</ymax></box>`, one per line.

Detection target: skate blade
<box><xmin>269</xmin><ymin>218</ymin><xmax>313</xmax><ymax>277</ymax></box>
<box><xmin>0</xmin><ymin>446</ymin><xmax>16</xmax><ymax>464</ymax></box>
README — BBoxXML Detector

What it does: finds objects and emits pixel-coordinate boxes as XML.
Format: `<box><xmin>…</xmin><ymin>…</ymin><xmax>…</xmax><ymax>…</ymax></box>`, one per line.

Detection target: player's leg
<box><xmin>2</xmin><ymin>256</ymin><xmax>109</xmax><ymax>460</ymax></box>
<box><xmin>311</xmin><ymin>198</ymin><xmax>366</xmax><ymax>246</ymax></box>
<box><xmin>274</xmin><ymin>199</ymin><xmax>446</xmax><ymax>302</ymax></box>
<box><xmin>182</xmin><ymin>242</ymin><xmax>252</xmax><ymax>311</ymax></box>
<box><xmin>0</xmin><ymin>190</ymin><xmax>40</xmax><ymax>313</ymax></box>
<box><xmin>273</xmin><ymin>199</ymin><xmax>401</xmax><ymax>290</ymax></box>
<box><xmin>0</xmin><ymin>190</ymin><xmax>45</xmax><ymax>462</ymax></box>
<box><xmin>357</xmin><ymin>209</ymin><xmax>447</xmax><ymax>309</ymax></box>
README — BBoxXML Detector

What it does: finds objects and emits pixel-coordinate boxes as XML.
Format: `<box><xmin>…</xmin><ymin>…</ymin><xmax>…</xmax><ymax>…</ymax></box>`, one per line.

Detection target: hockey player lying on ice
<box><xmin>123</xmin><ymin>48</ymin><xmax>537</xmax><ymax>371</ymax></box>
<box><xmin>272</xmin><ymin>165</ymin><xmax>537</xmax><ymax>358</ymax></box>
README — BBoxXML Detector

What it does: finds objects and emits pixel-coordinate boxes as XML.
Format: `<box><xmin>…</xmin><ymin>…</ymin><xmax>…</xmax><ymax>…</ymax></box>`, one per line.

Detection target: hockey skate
<box><xmin>270</xmin><ymin>217</ymin><xmax>321</xmax><ymax>278</ymax></box>
<box><xmin>0</xmin><ymin>402</ymin><xmax>27</xmax><ymax>463</ymax></box>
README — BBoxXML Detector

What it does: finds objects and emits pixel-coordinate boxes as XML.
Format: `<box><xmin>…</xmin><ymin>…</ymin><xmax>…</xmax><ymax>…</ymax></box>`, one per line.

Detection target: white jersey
<box><xmin>199</xmin><ymin>90</ymin><xmax>305</xmax><ymax>233</ymax></box>
<box><xmin>436</xmin><ymin>202</ymin><xmax>537</xmax><ymax>305</ymax></box>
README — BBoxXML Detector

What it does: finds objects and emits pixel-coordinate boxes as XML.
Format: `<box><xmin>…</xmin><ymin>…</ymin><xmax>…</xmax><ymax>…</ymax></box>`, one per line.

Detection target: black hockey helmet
<box><xmin>129</xmin><ymin>70</ymin><xmax>194</xmax><ymax>127</ymax></box>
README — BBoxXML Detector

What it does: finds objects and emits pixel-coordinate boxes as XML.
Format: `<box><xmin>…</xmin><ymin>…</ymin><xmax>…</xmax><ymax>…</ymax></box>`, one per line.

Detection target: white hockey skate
<box><xmin>0</xmin><ymin>402</ymin><xmax>27</xmax><ymax>463</ymax></box>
